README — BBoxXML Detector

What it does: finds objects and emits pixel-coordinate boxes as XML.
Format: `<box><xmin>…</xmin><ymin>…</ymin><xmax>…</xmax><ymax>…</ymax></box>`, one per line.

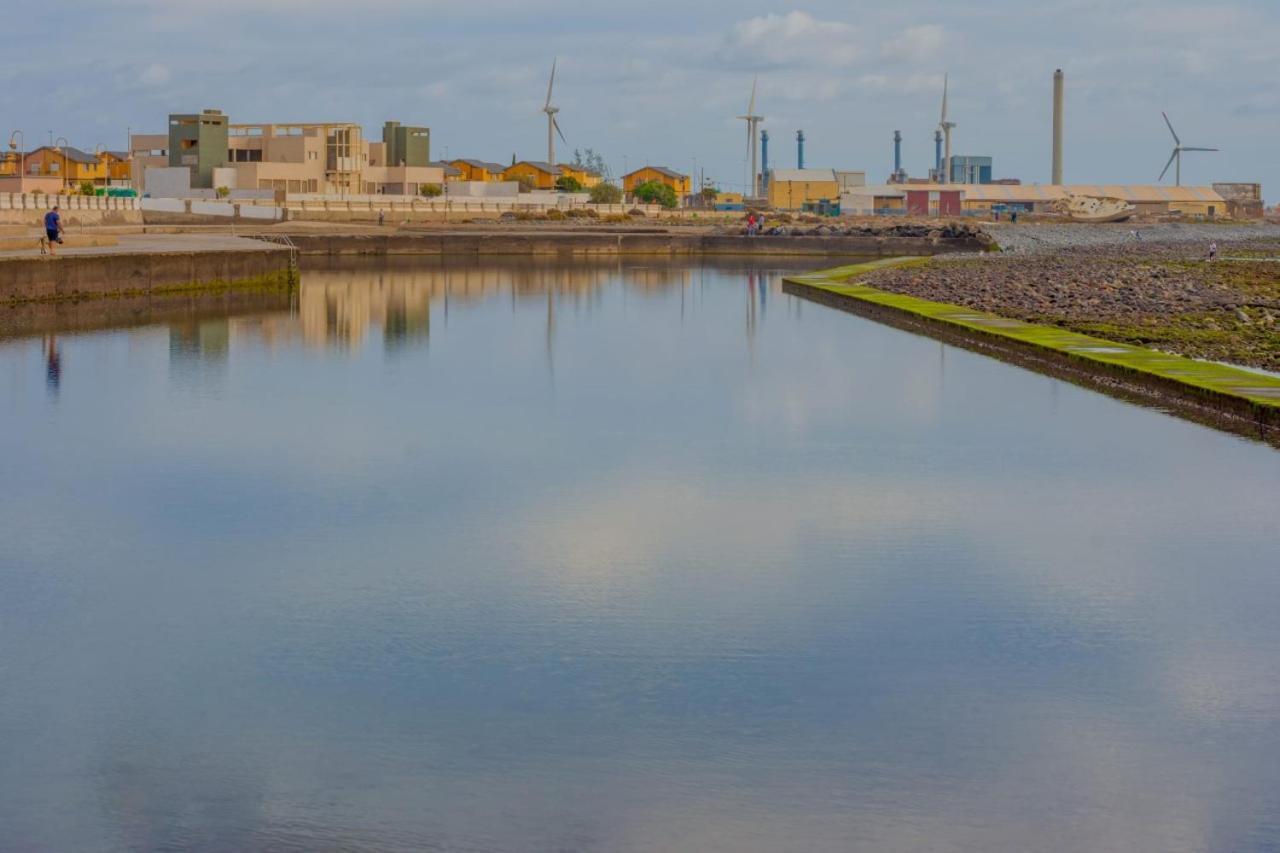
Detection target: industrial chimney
<box><xmin>1052</xmin><ymin>69</ymin><xmax>1064</xmax><ymax>185</ymax></box>
<box><xmin>893</xmin><ymin>130</ymin><xmax>903</xmax><ymax>181</ymax></box>
<box><xmin>934</xmin><ymin>130</ymin><xmax>943</xmax><ymax>177</ymax></box>
<box><xmin>761</xmin><ymin>130</ymin><xmax>770</xmax><ymax>194</ymax></box>
<box><xmin>796</xmin><ymin>130</ymin><xmax>805</xmax><ymax>170</ymax></box>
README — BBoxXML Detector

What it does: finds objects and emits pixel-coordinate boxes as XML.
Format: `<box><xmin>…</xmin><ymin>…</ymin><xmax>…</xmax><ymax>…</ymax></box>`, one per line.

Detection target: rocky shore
<box><xmin>860</xmin><ymin>236</ymin><xmax>1280</xmax><ymax>371</ymax></box>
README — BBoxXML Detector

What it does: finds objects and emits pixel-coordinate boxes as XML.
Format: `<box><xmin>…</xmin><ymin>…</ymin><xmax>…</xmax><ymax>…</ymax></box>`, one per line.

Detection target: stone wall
<box><xmin>0</xmin><ymin>192</ymin><xmax>143</xmax><ymax>227</ymax></box>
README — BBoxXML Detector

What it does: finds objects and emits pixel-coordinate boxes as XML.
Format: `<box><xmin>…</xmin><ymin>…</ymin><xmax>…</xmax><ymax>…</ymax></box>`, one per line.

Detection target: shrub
<box><xmin>546</xmin><ymin>209</ymin><xmax>566</xmax><ymax>221</ymax></box>
<box><xmin>516</xmin><ymin>175</ymin><xmax>536</xmax><ymax>193</ymax></box>
<box><xmin>632</xmin><ymin>180</ymin><xmax>678</xmax><ymax>209</ymax></box>
<box><xmin>554</xmin><ymin>175</ymin><xmax>583</xmax><ymax>193</ymax></box>
<box><xmin>627</xmin><ymin>208</ymin><xmax>647</xmax><ymax>217</ymax></box>
<box><xmin>215</xmin><ymin>186</ymin><xmax>230</xmax><ymax>199</ymax></box>
<box><xmin>588</xmin><ymin>182</ymin><xmax>623</xmax><ymax>204</ymax></box>
<box><xmin>419</xmin><ymin>183</ymin><xmax>443</xmax><ymax>197</ymax></box>
<box><xmin>79</xmin><ymin>181</ymin><xmax>96</xmax><ymax>196</ymax></box>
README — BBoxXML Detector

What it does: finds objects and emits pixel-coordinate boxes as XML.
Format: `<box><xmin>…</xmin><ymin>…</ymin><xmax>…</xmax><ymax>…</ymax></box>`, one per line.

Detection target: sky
<box><xmin>2</xmin><ymin>0</ymin><xmax>1277</xmax><ymax>197</ymax></box>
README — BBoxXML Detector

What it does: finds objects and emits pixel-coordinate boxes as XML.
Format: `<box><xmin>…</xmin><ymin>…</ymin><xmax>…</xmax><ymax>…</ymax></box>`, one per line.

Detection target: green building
<box><xmin>168</xmin><ymin>109</ymin><xmax>229</xmax><ymax>189</ymax></box>
<box><xmin>382</xmin><ymin>121</ymin><xmax>430</xmax><ymax>167</ymax></box>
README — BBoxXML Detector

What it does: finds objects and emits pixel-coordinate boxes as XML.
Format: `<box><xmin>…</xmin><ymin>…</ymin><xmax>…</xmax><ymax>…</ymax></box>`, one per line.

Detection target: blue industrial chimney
<box><xmin>893</xmin><ymin>130</ymin><xmax>902</xmax><ymax>178</ymax></box>
<box><xmin>760</xmin><ymin>130</ymin><xmax>770</xmax><ymax>194</ymax></box>
<box><xmin>796</xmin><ymin>130</ymin><xmax>805</xmax><ymax>170</ymax></box>
<box><xmin>934</xmin><ymin>130</ymin><xmax>943</xmax><ymax>176</ymax></box>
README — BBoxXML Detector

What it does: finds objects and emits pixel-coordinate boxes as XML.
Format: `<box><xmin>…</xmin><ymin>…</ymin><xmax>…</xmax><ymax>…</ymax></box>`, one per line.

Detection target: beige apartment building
<box><xmin>133</xmin><ymin>114</ymin><xmax>442</xmax><ymax>196</ymax></box>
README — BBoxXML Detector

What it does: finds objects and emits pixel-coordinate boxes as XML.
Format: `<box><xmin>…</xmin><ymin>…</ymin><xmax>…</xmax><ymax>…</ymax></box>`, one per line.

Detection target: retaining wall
<box><xmin>0</xmin><ymin>192</ymin><xmax>143</xmax><ymax>227</ymax></box>
<box><xmin>288</xmin><ymin>232</ymin><xmax>982</xmax><ymax>258</ymax></box>
<box><xmin>1</xmin><ymin>248</ymin><xmax>293</xmax><ymax>303</ymax></box>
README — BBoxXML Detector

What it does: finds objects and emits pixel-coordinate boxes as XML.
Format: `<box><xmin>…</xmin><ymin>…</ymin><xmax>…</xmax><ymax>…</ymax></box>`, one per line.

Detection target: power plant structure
<box><xmin>796</xmin><ymin>130</ymin><xmax>805</xmax><ymax>169</ymax></box>
<box><xmin>892</xmin><ymin>130</ymin><xmax>906</xmax><ymax>183</ymax></box>
<box><xmin>760</xmin><ymin>130</ymin><xmax>770</xmax><ymax>195</ymax></box>
<box><xmin>737</xmin><ymin>77</ymin><xmax>765</xmax><ymax>197</ymax></box>
<box><xmin>1052</xmin><ymin>69</ymin><xmax>1064</xmax><ymax>184</ymax></box>
<box><xmin>933</xmin><ymin>130</ymin><xmax>943</xmax><ymax>178</ymax></box>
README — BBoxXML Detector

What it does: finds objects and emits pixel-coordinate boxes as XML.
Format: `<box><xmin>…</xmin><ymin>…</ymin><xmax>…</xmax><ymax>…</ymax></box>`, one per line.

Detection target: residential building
<box><xmin>14</xmin><ymin>146</ymin><xmax>105</xmax><ymax>189</ymax></box>
<box><xmin>504</xmin><ymin>161</ymin><xmax>561</xmax><ymax>190</ymax></box>
<box><xmin>428</xmin><ymin>162</ymin><xmax>464</xmax><ymax>181</ymax></box>
<box><xmin>622</xmin><ymin>166</ymin><xmax>691</xmax><ymax>196</ymax></box>
<box><xmin>169</xmin><ymin>109</ymin><xmax>230</xmax><ymax>188</ymax></box>
<box><xmin>130</xmin><ymin>133</ymin><xmax>169</xmax><ymax>192</ymax></box>
<box><xmin>557</xmin><ymin>164</ymin><xmax>602</xmax><ymax>188</ymax></box>
<box><xmin>768</xmin><ymin>168</ymin><xmax>841</xmax><ymax>211</ymax></box>
<box><xmin>451</xmin><ymin>159</ymin><xmax>508</xmax><ymax>182</ymax></box>
<box><xmin>382</xmin><ymin>121</ymin><xmax>430</xmax><ymax>167</ymax></box>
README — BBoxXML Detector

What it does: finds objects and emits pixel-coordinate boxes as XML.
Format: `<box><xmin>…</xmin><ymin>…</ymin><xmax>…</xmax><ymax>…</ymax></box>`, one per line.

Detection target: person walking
<box><xmin>43</xmin><ymin>205</ymin><xmax>63</xmax><ymax>256</ymax></box>
<box><xmin>1208</xmin><ymin>241</ymin><xmax>1218</xmax><ymax>262</ymax></box>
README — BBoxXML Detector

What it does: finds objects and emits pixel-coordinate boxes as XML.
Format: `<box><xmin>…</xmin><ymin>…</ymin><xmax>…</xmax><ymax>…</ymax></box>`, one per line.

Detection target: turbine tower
<box><xmin>543</xmin><ymin>58</ymin><xmax>566</xmax><ymax>166</ymax></box>
<box><xmin>1158</xmin><ymin>112</ymin><xmax>1217</xmax><ymax>186</ymax></box>
<box><xmin>738</xmin><ymin>77</ymin><xmax>764</xmax><ymax>197</ymax></box>
<box><xmin>938</xmin><ymin>73</ymin><xmax>955</xmax><ymax>184</ymax></box>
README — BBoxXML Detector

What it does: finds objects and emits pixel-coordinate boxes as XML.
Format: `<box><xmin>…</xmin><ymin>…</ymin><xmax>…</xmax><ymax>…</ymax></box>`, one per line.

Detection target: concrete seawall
<box><xmin>1</xmin><ymin>248</ymin><xmax>293</xmax><ymax>303</ymax></box>
<box><xmin>288</xmin><ymin>232</ymin><xmax>982</xmax><ymax>258</ymax></box>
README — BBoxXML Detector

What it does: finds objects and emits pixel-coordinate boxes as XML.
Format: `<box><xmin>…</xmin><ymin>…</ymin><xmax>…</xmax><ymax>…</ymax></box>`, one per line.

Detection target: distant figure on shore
<box><xmin>43</xmin><ymin>206</ymin><xmax>63</xmax><ymax>256</ymax></box>
<box><xmin>1010</xmin><ymin>210</ymin><xmax>1018</xmax><ymax>224</ymax></box>
<box><xmin>745</xmin><ymin>213</ymin><xmax>756</xmax><ymax>236</ymax></box>
<box><xmin>1208</xmin><ymin>241</ymin><xmax>1218</xmax><ymax>262</ymax></box>
<box><xmin>378</xmin><ymin>209</ymin><xmax>385</xmax><ymax>227</ymax></box>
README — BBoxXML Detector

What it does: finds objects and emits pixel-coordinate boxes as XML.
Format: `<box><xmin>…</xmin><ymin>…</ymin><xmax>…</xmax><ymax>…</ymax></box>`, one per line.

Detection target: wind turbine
<box><xmin>544</xmin><ymin>58</ymin><xmax>566</xmax><ymax>165</ymax></box>
<box><xmin>737</xmin><ymin>77</ymin><xmax>764</xmax><ymax>197</ymax></box>
<box><xmin>1158</xmin><ymin>112</ymin><xmax>1217</xmax><ymax>186</ymax></box>
<box><xmin>938</xmin><ymin>73</ymin><xmax>955</xmax><ymax>184</ymax></box>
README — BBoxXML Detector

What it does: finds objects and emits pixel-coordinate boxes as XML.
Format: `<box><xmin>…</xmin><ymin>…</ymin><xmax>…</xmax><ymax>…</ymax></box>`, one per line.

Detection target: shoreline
<box><xmin>783</xmin><ymin>259</ymin><xmax>1280</xmax><ymax>447</ymax></box>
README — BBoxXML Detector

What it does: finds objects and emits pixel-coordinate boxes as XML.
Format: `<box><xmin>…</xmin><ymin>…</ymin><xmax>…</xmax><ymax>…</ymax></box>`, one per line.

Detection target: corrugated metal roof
<box><xmin>849</xmin><ymin>184</ymin><xmax>1227</xmax><ymax>204</ymax></box>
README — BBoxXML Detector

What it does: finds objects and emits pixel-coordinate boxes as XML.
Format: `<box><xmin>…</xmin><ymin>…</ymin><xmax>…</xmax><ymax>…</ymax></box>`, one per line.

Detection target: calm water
<box><xmin>3</xmin><ymin>257</ymin><xmax>1279</xmax><ymax>852</ymax></box>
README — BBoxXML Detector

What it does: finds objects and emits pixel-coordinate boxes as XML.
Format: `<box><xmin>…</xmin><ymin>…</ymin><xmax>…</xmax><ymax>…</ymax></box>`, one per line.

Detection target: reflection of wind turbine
<box><xmin>938</xmin><ymin>73</ymin><xmax>955</xmax><ymax>184</ymax></box>
<box><xmin>544</xmin><ymin>58</ymin><xmax>566</xmax><ymax>165</ymax></box>
<box><xmin>1158</xmin><ymin>112</ymin><xmax>1217</xmax><ymax>186</ymax></box>
<box><xmin>737</xmin><ymin>77</ymin><xmax>764</xmax><ymax>197</ymax></box>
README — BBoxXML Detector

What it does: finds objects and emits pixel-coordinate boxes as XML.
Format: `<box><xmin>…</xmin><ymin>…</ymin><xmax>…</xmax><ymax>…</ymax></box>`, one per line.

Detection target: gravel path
<box><xmin>987</xmin><ymin>222</ymin><xmax>1280</xmax><ymax>254</ymax></box>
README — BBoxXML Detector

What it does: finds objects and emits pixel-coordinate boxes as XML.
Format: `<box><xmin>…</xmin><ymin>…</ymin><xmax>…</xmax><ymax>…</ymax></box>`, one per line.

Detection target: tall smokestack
<box><xmin>1052</xmin><ymin>69</ymin><xmax>1064</xmax><ymax>185</ymax></box>
<box><xmin>934</xmin><ymin>130</ymin><xmax>943</xmax><ymax>177</ymax></box>
<box><xmin>796</xmin><ymin>130</ymin><xmax>805</xmax><ymax>170</ymax></box>
<box><xmin>761</xmin><ymin>130</ymin><xmax>770</xmax><ymax>194</ymax></box>
<box><xmin>893</xmin><ymin>130</ymin><xmax>902</xmax><ymax>177</ymax></box>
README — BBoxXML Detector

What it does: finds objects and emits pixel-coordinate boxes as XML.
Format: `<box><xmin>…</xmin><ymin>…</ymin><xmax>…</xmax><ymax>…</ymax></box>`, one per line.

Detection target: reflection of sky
<box><xmin>1</xmin><ymin>260</ymin><xmax>1279</xmax><ymax>852</ymax></box>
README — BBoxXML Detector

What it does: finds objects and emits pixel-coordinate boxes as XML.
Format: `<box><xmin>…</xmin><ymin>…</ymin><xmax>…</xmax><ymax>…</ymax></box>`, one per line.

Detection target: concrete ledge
<box><xmin>0</xmin><ymin>234</ymin><xmax>119</xmax><ymax>251</ymax></box>
<box><xmin>287</xmin><ymin>231</ymin><xmax>986</xmax><ymax>257</ymax></box>
<box><xmin>784</xmin><ymin>259</ymin><xmax>1280</xmax><ymax>446</ymax></box>
<box><xmin>1</xmin><ymin>248</ymin><xmax>294</xmax><ymax>304</ymax></box>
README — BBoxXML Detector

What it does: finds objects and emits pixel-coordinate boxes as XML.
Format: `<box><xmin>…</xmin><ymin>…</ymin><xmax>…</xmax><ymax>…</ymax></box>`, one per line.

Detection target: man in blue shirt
<box><xmin>43</xmin><ymin>206</ymin><xmax>62</xmax><ymax>255</ymax></box>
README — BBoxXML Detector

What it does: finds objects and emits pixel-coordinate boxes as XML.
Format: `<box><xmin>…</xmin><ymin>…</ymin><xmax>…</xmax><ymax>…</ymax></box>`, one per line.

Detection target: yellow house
<box><xmin>768</xmin><ymin>169</ymin><xmax>840</xmax><ymax>211</ymax></box>
<box><xmin>452</xmin><ymin>159</ymin><xmax>508</xmax><ymax>182</ymax></box>
<box><xmin>623</xmin><ymin>166</ymin><xmax>690</xmax><ymax>196</ymax></box>
<box><xmin>21</xmin><ymin>145</ymin><xmax>108</xmax><ymax>187</ymax></box>
<box><xmin>556</xmin><ymin>164</ymin><xmax>602</xmax><ymax>188</ymax></box>
<box><xmin>502</xmin><ymin>161</ymin><xmax>561</xmax><ymax>190</ymax></box>
<box><xmin>100</xmin><ymin>151</ymin><xmax>131</xmax><ymax>183</ymax></box>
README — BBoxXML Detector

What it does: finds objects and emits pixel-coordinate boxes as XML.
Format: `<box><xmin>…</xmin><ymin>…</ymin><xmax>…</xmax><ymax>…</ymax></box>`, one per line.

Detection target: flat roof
<box><xmin>847</xmin><ymin>183</ymin><xmax>1227</xmax><ymax>203</ymax></box>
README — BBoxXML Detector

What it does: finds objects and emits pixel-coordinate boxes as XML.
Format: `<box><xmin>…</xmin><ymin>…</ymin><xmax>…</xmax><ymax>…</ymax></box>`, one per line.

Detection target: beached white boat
<box><xmin>1056</xmin><ymin>193</ymin><xmax>1137</xmax><ymax>223</ymax></box>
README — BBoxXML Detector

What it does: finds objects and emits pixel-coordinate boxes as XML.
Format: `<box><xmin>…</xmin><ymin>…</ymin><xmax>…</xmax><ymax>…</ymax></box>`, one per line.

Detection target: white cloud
<box><xmin>721</xmin><ymin>11</ymin><xmax>859</xmax><ymax>68</ymax></box>
<box><xmin>138</xmin><ymin>63</ymin><xmax>170</xmax><ymax>86</ymax></box>
<box><xmin>883</xmin><ymin>24</ymin><xmax>946</xmax><ymax>61</ymax></box>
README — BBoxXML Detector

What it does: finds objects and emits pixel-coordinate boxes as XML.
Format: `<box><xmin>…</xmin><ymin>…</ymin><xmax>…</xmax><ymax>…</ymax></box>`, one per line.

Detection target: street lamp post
<box><xmin>7</xmin><ymin>130</ymin><xmax>24</xmax><ymax>193</ymax></box>
<box><xmin>53</xmin><ymin>136</ymin><xmax>69</xmax><ymax>194</ymax></box>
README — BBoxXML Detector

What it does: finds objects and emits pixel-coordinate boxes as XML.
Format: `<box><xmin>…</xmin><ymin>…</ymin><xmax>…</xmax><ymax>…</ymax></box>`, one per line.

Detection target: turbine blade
<box><xmin>1158</xmin><ymin>149</ymin><xmax>1177</xmax><ymax>181</ymax></box>
<box><xmin>554</xmin><ymin>117</ymin><xmax>566</xmax><ymax>145</ymax></box>
<box><xmin>1162</xmin><ymin>111</ymin><xmax>1180</xmax><ymax>145</ymax></box>
<box><xmin>941</xmin><ymin>73</ymin><xmax>949</xmax><ymax>123</ymax></box>
<box><xmin>546</xmin><ymin>58</ymin><xmax>557</xmax><ymax>108</ymax></box>
<box><xmin>748</xmin><ymin>76</ymin><xmax>757</xmax><ymax>116</ymax></box>
<box><xmin>1182</xmin><ymin>147</ymin><xmax>1218</xmax><ymax>152</ymax></box>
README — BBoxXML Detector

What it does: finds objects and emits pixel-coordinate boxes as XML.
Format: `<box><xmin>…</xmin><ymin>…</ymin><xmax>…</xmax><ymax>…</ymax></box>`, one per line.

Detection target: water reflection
<box><xmin>6</xmin><ymin>257</ymin><xmax>1276</xmax><ymax>851</ymax></box>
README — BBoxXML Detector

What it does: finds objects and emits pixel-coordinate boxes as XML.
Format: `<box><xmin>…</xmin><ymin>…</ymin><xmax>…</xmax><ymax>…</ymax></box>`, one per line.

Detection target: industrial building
<box><xmin>948</xmin><ymin>155</ymin><xmax>992</xmax><ymax>184</ymax></box>
<box><xmin>841</xmin><ymin>183</ymin><xmax>1238</xmax><ymax>218</ymax></box>
<box><xmin>767</xmin><ymin>169</ymin><xmax>866</xmax><ymax>212</ymax></box>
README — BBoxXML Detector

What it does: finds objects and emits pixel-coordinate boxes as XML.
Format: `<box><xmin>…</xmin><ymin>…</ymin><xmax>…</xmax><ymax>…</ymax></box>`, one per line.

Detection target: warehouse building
<box><xmin>841</xmin><ymin>183</ymin><xmax>1237</xmax><ymax>218</ymax></box>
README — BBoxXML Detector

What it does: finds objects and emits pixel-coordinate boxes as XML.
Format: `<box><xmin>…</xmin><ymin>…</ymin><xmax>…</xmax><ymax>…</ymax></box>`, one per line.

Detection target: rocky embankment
<box><xmin>861</xmin><ymin>237</ymin><xmax>1280</xmax><ymax>371</ymax></box>
<box><xmin>726</xmin><ymin>220</ymin><xmax>994</xmax><ymax>244</ymax></box>
<box><xmin>987</xmin><ymin>221</ymin><xmax>1280</xmax><ymax>253</ymax></box>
